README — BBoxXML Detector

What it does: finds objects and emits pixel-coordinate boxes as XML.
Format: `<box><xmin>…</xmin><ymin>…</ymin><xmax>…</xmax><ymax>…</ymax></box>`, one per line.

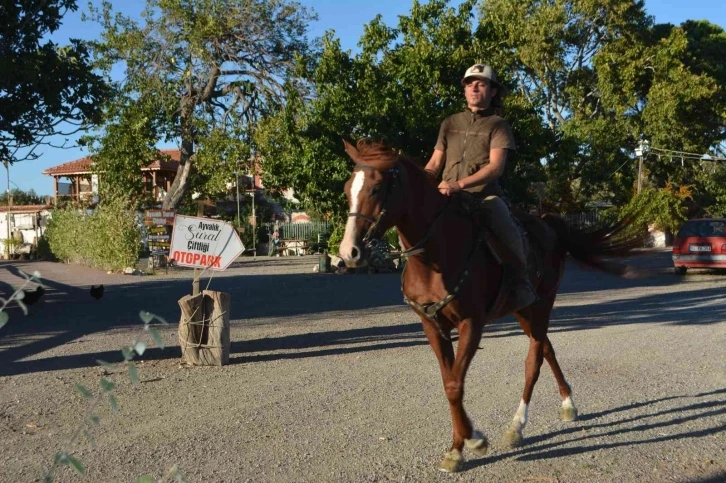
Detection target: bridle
<box><xmin>346</xmin><ymin>161</ymin><xmax>484</xmax><ymax>342</ymax></box>
<box><xmin>347</xmin><ymin>164</ymin><xmax>400</xmax><ymax>252</ymax></box>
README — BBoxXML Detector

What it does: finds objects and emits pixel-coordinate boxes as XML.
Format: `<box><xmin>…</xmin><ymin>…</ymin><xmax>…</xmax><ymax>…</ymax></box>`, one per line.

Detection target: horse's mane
<box><xmin>350</xmin><ymin>138</ymin><xmax>433</xmax><ymax>182</ymax></box>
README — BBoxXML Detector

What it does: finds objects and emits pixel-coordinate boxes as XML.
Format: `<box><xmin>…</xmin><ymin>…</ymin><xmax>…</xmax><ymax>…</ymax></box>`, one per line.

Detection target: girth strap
<box><xmin>401</xmin><ymin>227</ymin><xmax>484</xmax><ymax>341</ymax></box>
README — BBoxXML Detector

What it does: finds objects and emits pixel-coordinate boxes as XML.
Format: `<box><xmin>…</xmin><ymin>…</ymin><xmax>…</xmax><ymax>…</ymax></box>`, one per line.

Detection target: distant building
<box><xmin>42</xmin><ymin>149</ymin><xmax>182</xmax><ymax>204</ymax></box>
<box><xmin>0</xmin><ymin>204</ymin><xmax>52</xmax><ymax>258</ymax></box>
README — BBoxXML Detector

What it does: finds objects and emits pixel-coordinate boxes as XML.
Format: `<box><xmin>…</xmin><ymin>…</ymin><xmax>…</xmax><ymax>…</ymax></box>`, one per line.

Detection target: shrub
<box><xmin>326</xmin><ymin>221</ymin><xmax>399</xmax><ymax>257</ymax></box>
<box><xmin>327</xmin><ymin>221</ymin><xmax>345</xmax><ymax>256</ymax></box>
<box><xmin>601</xmin><ymin>184</ymin><xmax>693</xmax><ymax>242</ymax></box>
<box><xmin>35</xmin><ymin>235</ymin><xmax>55</xmax><ymax>261</ymax></box>
<box><xmin>45</xmin><ymin>196</ymin><xmax>142</xmax><ymax>270</ymax></box>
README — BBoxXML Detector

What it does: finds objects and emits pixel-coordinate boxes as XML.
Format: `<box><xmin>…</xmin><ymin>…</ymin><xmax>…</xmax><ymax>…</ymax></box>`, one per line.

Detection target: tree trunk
<box><xmin>162</xmin><ymin>96</ymin><xmax>196</xmax><ymax>210</ymax></box>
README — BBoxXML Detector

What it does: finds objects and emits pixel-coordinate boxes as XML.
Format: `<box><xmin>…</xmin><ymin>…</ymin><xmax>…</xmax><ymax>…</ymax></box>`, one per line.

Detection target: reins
<box><xmin>347</xmin><ymin>161</ymin><xmax>482</xmax><ymax>341</ymax></box>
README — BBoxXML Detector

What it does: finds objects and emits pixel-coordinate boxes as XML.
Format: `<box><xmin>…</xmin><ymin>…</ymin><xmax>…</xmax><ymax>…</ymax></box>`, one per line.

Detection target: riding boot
<box><xmin>505</xmin><ymin>249</ymin><xmax>537</xmax><ymax>312</ymax></box>
<box><xmin>480</xmin><ymin>196</ymin><xmax>537</xmax><ymax>311</ymax></box>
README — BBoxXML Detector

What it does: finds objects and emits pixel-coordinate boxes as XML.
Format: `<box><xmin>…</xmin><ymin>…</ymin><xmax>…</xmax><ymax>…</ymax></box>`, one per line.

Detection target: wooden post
<box><xmin>199</xmin><ymin>290</ymin><xmax>230</xmax><ymax>365</ymax></box>
<box><xmin>178</xmin><ymin>293</ymin><xmax>204</xmax><ymax>365</ymax></box>
<box><xmin>192</xmin><ymin>200</ymin><xmax>204</xmax><ymax>295</ymax></box>
<box><xmin>178</xmin><ymin>290</ymin><xmax>230</xmax><ymax>366</ymax></box>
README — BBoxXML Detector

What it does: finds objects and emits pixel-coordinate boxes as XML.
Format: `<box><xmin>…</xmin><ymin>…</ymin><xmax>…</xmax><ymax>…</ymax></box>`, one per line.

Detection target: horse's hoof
<box><xmin>439</xmin><ymin>449</ymin><xmax>463</xmax><ymax>473</ymax></box>
<box><xmin>560</xmin><ymin>406</ymin><xmax>578</xmax><ymax>422</ymax></box>
<box><xmin>504</xmin><ymin>428</ymin><xmax>523</xmax><ymax>448</ymax></box>
<box><xmin>464</xmin><ymin>430</ymin><xmax>489</xmax><ymax>457</ymax></box>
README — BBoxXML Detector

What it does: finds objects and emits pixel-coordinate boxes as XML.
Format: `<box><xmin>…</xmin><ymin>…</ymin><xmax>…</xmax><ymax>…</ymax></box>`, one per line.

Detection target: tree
<box><xmin>259</xmin><ymin>0</ymin><xmax>726</xmax><ymax>219</ymax></box>
<box><xmin>255</xmin><ymin>0</ymin><xmax>549</xmax><ymax>219</ymax></box>
<box><xmin>0</xmin><ymin>0</ymin><xmax>107</xmax><ymax>165</ymax></box>
<box><xmin>87</xmin><ymin>0</ymin><xmax>316</xmax><ymax>210</ymax></box>
<box><xmin>0</xmin><ymin>188</ymin><xmax>45</xmax><ymax>206</ymax></box>
<box><xmin>478</xmin><ymin>0</ymin><xmax>726</xmax><ymax>208</ymax></box>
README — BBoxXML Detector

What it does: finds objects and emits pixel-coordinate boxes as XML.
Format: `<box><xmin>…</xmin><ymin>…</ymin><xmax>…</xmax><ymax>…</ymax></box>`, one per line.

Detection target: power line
<box><xmin>647</xmin><ymin>146</ymin><xmax>726</xmax><ymax>163</ymax></box>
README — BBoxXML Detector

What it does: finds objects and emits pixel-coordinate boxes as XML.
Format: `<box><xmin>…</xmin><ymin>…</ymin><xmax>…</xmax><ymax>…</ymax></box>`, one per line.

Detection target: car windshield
<box><xmin>677</xmin><ymin>220</ymin><xmax>726</xmax><ymax>237</ymax></box>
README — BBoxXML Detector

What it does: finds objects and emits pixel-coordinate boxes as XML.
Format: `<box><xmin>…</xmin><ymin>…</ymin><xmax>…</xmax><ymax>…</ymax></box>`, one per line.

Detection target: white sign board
<box><xmin>169</xmin><ymin>214</ymin><xmax>245</xmax><ymax>271</ymax></box>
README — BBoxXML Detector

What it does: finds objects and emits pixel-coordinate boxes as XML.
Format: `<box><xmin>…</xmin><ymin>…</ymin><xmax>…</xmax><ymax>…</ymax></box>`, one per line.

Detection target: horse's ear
<box><xmin>342</xmin><ymin>138</ymin><xmax>364</xmax><ymax>165</ymax></box>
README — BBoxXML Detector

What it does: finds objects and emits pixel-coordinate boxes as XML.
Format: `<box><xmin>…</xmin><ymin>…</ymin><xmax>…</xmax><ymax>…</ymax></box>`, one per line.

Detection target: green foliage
<box><xmin>384</xmin><ymin>228</ymin><xmax>400</xmax><ymax>250</ymax></box>
<box><xmin>0</xmin><ymin>0</ymin><xmax>108</xmax><ymax>164</ymax></box>
<box><xmin>87</xmin><ymin>0</ymin><xmax>317</xmax><ymax>209</ymax></box>
<box><xmin>0</xmin><ymin>270</ymin><xmax>42</xmax><ymax>329</ymax></box>
<box><xmin>41</xmin><ymin>310</ymin><xmax>178</xmax><ymax>482</ymax></box>
<box><xmin>35</xmin><ymin>235</ymin><xmax>55</xmax><ymax>261</ymax></box>
<box><xmin>81</xmin><ymin>99</ymin><xmax>165</xmax><ymax>203</ymax></box>
<box><xmin>613</xmin><ymin>184</ymin><xmax>693</xmax><ymax>236</ymax></box>
<box><xmin>3</xmin><ymin>237</ymin><xmax>22</xmax><ymax>258</ymax></box>
<box><xmin>326</xmin><ymin>221</ymin><xmax>345</xmax><ymax>257</ymax></box>
<box><xmin>44</xmin><ymin>195</ymin><xmax>142</xmax><ymax>270</ymax></box>
<box><xmin>252</xmin><ymin>0</ymin><xmax>726</xmax><ymax>242</ymax></box>
<box><xmin>0</xmin><ymin>188</ymin><xmax>46</xmax><ymax>205</ymax></box>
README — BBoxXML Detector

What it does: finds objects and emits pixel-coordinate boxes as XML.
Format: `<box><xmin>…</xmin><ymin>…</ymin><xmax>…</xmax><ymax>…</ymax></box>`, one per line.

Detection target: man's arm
<box><xmin>457</xmin><ymin>148</ymin><xmax>508</xmax><ymax>190</ymax></box>
<box><xmin>424</xmin><ymin>149</ymin><xmax>445</xmax><ymax>177</ymax></box>
<box><xmin>438</xmin><ymin>148</ymin><xmax>508</xmax><ymax>195</ymax></box>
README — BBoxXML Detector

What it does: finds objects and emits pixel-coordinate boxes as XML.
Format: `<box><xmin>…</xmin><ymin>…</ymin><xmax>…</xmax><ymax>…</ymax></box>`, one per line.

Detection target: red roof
<box><xmin>2</xmin><ymin>204</ymin><xmax>52</xmax><ymax>212</ymax></box>
<box><xmin>43</xmin><ymin>149</ymin><xmax>181</xmax><ymax>176</ymax></box>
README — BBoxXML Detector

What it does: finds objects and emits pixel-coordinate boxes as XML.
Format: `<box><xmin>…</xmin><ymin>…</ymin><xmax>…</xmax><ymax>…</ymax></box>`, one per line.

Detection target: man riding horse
<box><xmin>424</xmin><ymin>63</ymin><xmax>536</xmax><ymax>311</ymax></box>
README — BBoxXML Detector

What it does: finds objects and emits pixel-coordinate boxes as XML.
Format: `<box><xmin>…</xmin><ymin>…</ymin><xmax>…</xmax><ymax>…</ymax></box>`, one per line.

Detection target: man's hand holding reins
<box><xmin>438</xmin><ymin>180</ymin><xmax>462</xmax><ymax>196</ymax></box>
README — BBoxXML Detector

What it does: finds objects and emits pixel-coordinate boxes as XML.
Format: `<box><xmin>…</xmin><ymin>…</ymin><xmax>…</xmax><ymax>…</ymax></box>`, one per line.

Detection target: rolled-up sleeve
<box><xmin>490</xmin><ymin>119</ymin><xmax>517</xmax><ymax>151</ymax></box>
<box><xmin>434</xmin><ymin>118</ymin><xmax>449</xmax><ymax>152</ymax></box>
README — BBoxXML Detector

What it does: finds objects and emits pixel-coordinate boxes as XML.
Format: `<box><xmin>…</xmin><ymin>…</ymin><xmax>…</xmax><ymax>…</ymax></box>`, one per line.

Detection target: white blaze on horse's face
<box><xmin>340</xmin><ymin>170</ymin><xmax>366</xmax><ymax>266</ymax></box>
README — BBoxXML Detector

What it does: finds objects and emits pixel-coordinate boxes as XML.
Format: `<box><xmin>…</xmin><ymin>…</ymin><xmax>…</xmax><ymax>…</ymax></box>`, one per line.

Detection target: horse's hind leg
<box><xmin>542</xmin><ymin>335</ymin><xmax>578</xmax><ymax>421</ymax></box>
<box><xmin>504</xmin><ymin>300</ymin><xmax>556</xmax><ymax>448</ymax></box>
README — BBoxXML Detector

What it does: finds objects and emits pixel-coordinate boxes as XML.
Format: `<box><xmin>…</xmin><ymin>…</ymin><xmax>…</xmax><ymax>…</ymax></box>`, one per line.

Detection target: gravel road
<box><xmin>0</xmin><ymin>251</ymin><xmax>724</xmax><ymax>483</ymax></box>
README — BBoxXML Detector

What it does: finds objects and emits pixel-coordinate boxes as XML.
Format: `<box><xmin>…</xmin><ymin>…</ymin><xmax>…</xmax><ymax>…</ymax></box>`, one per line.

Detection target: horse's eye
<box><xmin>371</xmin><ymin>186</ymin><xmax>381</xmax><ymax>195</ymax></box>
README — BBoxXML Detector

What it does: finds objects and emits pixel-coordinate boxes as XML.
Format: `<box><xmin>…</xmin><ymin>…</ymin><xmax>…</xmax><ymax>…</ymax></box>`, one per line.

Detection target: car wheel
<box><xmin>674</xmin><ymin>266</ymin><xmax>687</xmax><ymax>275</ymax></box>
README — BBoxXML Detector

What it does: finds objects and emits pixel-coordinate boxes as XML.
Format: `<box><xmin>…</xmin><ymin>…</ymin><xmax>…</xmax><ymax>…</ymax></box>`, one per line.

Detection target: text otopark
<box><xmin>171</xmin><ymin>221</ymin><xmax>224</xmax><ymax>268</ymax></box>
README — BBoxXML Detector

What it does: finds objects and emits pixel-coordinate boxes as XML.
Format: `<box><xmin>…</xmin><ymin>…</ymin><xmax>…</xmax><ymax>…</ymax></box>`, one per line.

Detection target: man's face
<box><xmin>464</xmin><ymin>78</ymin><xmax>498</xmax><ymax>110</ymax></box>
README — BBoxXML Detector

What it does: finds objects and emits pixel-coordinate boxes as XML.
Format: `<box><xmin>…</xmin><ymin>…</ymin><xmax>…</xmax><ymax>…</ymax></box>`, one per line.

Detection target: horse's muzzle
<box><xmin>339</xmin><ymin>240</ymin><xmax>370</xmax><ymax>268</ymax></box>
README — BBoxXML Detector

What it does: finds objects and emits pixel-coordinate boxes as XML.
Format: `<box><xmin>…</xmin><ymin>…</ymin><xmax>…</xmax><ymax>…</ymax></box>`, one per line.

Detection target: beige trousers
<box><xmin>480</xmin><ymin>195</ymin><xmax>527</xmax><ymax>269</ymax></box>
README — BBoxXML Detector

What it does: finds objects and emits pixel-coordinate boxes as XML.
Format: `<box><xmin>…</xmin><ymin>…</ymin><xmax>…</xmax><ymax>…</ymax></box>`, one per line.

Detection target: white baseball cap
<box><xmin>461</xmin><ymin>64</ymin><xmax>509</xmax><ymax>97</ymax></box>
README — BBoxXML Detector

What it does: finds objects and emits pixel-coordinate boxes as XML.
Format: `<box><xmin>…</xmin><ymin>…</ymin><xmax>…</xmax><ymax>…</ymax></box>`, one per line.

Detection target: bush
<box><xmin>35</xmin><ymin>235</ymin><xmax>55</xmax><ymax>261</ymax></box>
<box><xmin>45</xmin><ymin>196</ymin><xmax>142</xmax><ymax>270</ymax></box>
<box><xmin>3</xmin><ymin>237</ymin><xmax>22</xmax><ymax>258</ymax></box>
<box><xmin>326</xmin><ymin>221</ymin><xmax>399</xmax><ymax>257</ymax></box>
<box><xmin>327</xmin><ymin>221</ymin><xmax>345</xmax><ymax>256</ymax></box>
<box><xmin>601</xmin><ymin>184</ymin><xmax>693</xmax><ymax>242</ymax></box>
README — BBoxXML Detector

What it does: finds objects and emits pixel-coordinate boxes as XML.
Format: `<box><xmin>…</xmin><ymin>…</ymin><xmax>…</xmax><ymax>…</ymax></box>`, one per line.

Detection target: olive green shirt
<box><xmin>434</xmin><ymin>108</ymin><xmax>517</xmax><ymax>198</ymax></box>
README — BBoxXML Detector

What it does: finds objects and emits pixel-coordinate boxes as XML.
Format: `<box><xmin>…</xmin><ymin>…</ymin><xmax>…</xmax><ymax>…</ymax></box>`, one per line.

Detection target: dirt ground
<box><xmin>0</xmin><ymin>251</ymin><xmax>724</xmax><ymax>483</ymax></box>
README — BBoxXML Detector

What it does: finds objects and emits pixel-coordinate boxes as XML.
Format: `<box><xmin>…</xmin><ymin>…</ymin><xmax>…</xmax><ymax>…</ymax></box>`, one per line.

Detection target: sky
<box><xmin>8</xmin><ymin>0</ymin><xmax>726</xmax><ymax>196</ymax></box>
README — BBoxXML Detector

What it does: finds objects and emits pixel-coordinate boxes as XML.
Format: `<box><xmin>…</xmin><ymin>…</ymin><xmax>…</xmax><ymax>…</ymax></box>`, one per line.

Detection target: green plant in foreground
<box><xmin>0</xmin><ymin>269</ymin><xmax>43</xmax><ymax>329</ymax></box>
<box><xmin>0</xmin><ymin>272</ymin><xmax>184</xmax><ymax>482</ymax></box>
<box><xmin>42</xmin><ymin>310</ymin><xmax>186</xmax><ymax>482</ymax></box>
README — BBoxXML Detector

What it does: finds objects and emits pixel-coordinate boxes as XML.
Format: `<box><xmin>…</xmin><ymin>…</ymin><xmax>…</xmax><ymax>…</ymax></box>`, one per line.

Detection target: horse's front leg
<box><xmin>421</xmin><ymin>317</ymin><xmax>486</xmax><ymax>473</ymax></box>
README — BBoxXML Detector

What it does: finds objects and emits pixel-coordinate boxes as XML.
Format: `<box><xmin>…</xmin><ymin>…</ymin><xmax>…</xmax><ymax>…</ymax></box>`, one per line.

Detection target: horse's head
<box><xmin>339</xmin><ymin>138</ymin><xmax>406</xmax><ymax>268</ymax></box>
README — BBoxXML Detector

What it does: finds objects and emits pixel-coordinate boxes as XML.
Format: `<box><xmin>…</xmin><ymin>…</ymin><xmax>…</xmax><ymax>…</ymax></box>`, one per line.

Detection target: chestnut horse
<box><xmin>339</xmin><ymin>138</ymin><xmax>642</xmax><ymax>472</ymax></box>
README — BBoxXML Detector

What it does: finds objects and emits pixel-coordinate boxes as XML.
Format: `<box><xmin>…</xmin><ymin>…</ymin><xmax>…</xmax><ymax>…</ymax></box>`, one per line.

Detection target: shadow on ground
<box><xmin>0</xmin><ymin>250</ymin><xmax>724</xmax><ymax>376</ymax></box>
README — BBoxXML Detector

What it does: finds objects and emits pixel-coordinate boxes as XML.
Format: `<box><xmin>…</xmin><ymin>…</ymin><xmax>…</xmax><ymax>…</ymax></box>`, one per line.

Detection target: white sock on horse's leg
<box><xmin>512</xmin><ymin>399</ymin><xmax>529</xmax><ymax>431</ymax></box>
<box><xmin>560</xmin><ymin>381</ymin><xmax>578</xmax><ymax>421</ymax></box>
<box><xmin>504</xmin><ymin>399</ymin><xmax>529</xmax><ymax>448</ymax></box>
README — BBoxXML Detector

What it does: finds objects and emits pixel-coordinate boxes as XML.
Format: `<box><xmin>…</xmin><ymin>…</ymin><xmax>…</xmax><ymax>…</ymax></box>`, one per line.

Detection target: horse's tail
<box><xmin>540</xmin><ymin>213</ymin><xmax>646</xmax><ymax>279</ymax></box>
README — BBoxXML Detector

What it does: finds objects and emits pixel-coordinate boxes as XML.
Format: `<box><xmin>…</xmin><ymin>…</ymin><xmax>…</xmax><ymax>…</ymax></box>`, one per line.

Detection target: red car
<box><xmin>672</xmin><ymin>218</ymin><xmax>726</xmax><ymax>275</ymax></box>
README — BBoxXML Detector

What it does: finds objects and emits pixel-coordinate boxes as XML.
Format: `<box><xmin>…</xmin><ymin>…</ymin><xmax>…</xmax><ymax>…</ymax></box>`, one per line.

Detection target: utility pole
<box><xmin>4</xmin><ymin>161</ymin><xmax>9</xmax><ymax>260</ymax></box>
<box><xmin>235</xmin><ymin>162</ymin><xmax>241</xmax><ymax>228</ymax></box>
<box><xmin>635</xmin><ymin>139</ymin><xmax>649</xmax><ymax>195</ymax></box>
<box><xmin>251</xmin><ymin>188</ymin><xmax>256</xmax><ymax>254</ymax></box>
